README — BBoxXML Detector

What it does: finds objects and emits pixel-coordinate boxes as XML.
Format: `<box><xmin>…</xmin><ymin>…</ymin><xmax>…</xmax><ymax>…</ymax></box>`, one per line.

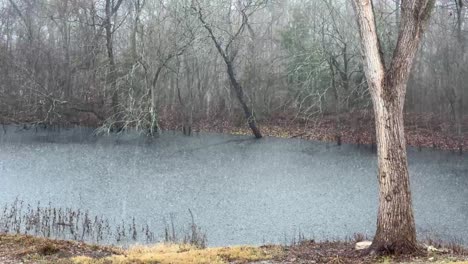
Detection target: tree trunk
<box><xmin>352</xmin><ymin>0</ymin><xmax>434</xmax><ymax>254</ymax></box>
<box><xmin>372</xmin><ymin>87</ymin><xmax>417</xmax><ymax>253</ymax></box>
<box><xmin>455</xmin><ymin>0</ymin><xmax>465</xmax><ymax>153</ymax></box>
<box><xmin>131</xmin><ymin>0</ymin><xmax>143</xmax><ymax>62</ymax></box>
<box><xmin>149</xmin><ymin>67</ymin><xmax>164</xmax><ymax>136</ymax></box>
<box><xmin>226</xmin><ymin>62</ymin><xmax>262</xmax><ymax>139</ymax></box>
<box><xmin>105</xmin><ymin>0</ymin><xmax>124</xmax><ymax>131</ymax></box>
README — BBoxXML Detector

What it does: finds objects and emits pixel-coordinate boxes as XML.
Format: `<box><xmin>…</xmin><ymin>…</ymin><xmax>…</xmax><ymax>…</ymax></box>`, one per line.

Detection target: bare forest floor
<box><xmin>0</xmin><ymin>234</ymin><xmax>467</xmax><ymax>264</ymax></box>
<box><xmin>160</xmin><ymin>110</ymin><xmax>468</xmax><ymax>152</ymax></box>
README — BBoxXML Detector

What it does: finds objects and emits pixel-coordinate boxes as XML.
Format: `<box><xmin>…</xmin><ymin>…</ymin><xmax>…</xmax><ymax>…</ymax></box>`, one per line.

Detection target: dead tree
<box><xmin>192</xmin><ymin>0</ymin><xmax>263</xmax><ymax>138</ymax></box>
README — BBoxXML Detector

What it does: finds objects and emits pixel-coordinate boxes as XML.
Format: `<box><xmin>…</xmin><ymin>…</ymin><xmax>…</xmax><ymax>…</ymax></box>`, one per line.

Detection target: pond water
<box><xmin>0</xmin><ymin>125</ymin><xmax>467</xmax><ymax>246</ymax></box>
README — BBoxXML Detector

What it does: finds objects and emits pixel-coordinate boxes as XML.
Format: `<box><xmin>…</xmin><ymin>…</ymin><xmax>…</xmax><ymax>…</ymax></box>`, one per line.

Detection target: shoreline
<box><xmin>160</xmin><ymin>112</ymin><xmax>467</xmax><ymax>153</ymax></box>
<box><xmin>0</xmin><ymin>234</ymin><xmax>466</xmax><ymax>264</ymax></box>
<box><xmin>2</xmin><ymin>111</ymin><xmax>466</xmax><ymax>153</ymax></box>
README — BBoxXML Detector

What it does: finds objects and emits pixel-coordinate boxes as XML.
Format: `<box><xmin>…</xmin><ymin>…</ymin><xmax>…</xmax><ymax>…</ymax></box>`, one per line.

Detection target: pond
<box><xmin>0</xmin><ymin>125</ymin><xmax>467</xmax><ymax>246</ymax></box>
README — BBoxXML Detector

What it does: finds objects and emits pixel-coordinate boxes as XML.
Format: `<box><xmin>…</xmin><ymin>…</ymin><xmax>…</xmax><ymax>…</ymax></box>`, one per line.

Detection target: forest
<box><xmin>0</xmin><ymin>0</ymin><xmax>466</xmax><ymax>149</ymax></box>
<box><xmin>0</xmin><ymin>0</ymin><xmax>467</xmax><ymax>263</ymax></box>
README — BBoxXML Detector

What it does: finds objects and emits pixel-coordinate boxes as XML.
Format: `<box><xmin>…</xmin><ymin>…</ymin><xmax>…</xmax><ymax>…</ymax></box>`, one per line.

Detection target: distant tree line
<box><xmin>0</xmin><ymin>0</ymin><xmax>465</xmax><ymax>137</ymax></box>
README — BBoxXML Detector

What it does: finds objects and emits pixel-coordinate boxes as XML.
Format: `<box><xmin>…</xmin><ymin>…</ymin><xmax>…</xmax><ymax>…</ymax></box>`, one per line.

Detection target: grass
<box><xmin>0</xmin><ymin>234</ymin><xmax>120</xmax><ymax>263</ymax></box>
<box><xmin>0</xmin><ymin>234</ymin><xmax>282</xmax><ymax>264</ymax></box>
<box><xmin>0</xmin><ymin>199</ymin><xmax>156</xmax><ymax>244</ymax></box>
<box><xmin>72</xmin><ymin>244</ymin><xmax>282</xmax><ymax>264</ymax></box>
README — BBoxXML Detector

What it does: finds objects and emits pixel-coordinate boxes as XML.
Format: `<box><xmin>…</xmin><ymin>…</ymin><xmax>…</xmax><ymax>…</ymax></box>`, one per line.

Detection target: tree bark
<box><xmin>352</xmin><ymin>0</ymin><xmax>434</xmax><ymax>254</ymax></box>
<box><xmin>372</xmin><ymin>92</ymin><xmax>417</xmax><ymax>253</ymax></box>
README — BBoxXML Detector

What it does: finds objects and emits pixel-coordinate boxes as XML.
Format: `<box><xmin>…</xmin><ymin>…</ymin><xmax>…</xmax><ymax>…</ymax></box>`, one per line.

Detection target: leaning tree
<box><xmin>352</xmin><ymin>0</ymin><xmax>435</xmax><ymax>254</ymax></box>
<box><xmin>192</xmin><ymin>0</ymin><xmax>264</xmax><ymax>139</ymax></box>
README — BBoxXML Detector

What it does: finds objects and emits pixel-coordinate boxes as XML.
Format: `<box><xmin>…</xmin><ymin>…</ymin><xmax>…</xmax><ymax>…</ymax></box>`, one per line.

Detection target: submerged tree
<box><xmin>352</xmin><ymin>0</ymin><xmax>435</xmax><ymax>254</ymax></box>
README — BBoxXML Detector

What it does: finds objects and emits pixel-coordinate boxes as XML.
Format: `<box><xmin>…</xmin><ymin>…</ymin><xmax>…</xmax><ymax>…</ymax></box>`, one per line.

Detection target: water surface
<box><xmin>0</xmin><ymin>126</ymin><xmax>467</xmax><ymax>246</ymax></box>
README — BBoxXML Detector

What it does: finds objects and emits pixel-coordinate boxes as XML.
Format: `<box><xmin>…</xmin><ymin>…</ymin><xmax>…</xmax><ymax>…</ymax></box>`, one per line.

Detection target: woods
<box><xmin>0</xmin><ymin>0</ymin><xmax>467</xmax><ymax>259</ymax></box>
<box><xmin>0</xmin><ymin>0</ymin><xmax>465</xmax><ymax>142</ymax></box>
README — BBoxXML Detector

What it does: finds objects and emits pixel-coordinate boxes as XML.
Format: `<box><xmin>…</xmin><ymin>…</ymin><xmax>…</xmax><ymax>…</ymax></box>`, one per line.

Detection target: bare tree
<box><xmin>352</xmin><ymin>0</ymin><xmax>434</xmax><ymax>254</ymax></box>
<box><xmin>192</xmin><ymin>0</ymin><xmax>263</xmax><ymax>138</ymax></box>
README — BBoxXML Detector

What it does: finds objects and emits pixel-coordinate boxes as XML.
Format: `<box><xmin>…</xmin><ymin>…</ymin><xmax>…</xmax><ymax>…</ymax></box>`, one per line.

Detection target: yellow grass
<box><xmin>72</xmin><ymin>243</ymin><xmax>282</xmax><ymax>264</ymax></box>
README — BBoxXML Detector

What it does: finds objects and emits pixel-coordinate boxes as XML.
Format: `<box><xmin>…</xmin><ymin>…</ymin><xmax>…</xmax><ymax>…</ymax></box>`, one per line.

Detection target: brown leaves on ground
<box><xmin>270</xmin><ymin>240</ymin><xmax>380</xmax><ymax>264</ymax></box>
<box><xmin>268</xmin><ymin>240</ymin><xmax>468</xmax><ymax>264</ymax></box>
<box><xmin>160</xmin><ymin>111</ymin><xmax>467</xmax><ymax>152</ymax></box>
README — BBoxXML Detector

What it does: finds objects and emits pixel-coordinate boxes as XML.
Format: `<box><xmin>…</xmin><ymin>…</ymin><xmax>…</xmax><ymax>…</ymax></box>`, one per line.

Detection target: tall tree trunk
<box><xmin>352</xmin><ymin>0</ymin><xmax>434</xmax><ymax>254</ymax></box>
<box><xmin>226</xmin><ymin>62</ymin><xmax>262</xmax><ymax>138</ymax></box>
<box><xmin>149</xmin><ymin>66</ymin><xmax>164</xmax><ymax>136</ymax></box>
<box><xmin>105</xmin><ymin>0</ymin><xmax>124</xmax><ymax>130</ymax></box>
<box><xmin>62</xmin><ymin>22</ymin><xmax>72</xmax><ymax>100</ymax></box>
<box><xmin>372</xmin><ymin>90</ymin><xmax>417</xmax><ymax>253</ymax></box>
<box><xmin>131</xmin><ymin>0</ymin><xmax>143</xmax><ymax>62</ymax></box>
<box><xmin>455</xmin><ymin>0</ymin><xmax>465</xmax><ymax>152</ymax></box>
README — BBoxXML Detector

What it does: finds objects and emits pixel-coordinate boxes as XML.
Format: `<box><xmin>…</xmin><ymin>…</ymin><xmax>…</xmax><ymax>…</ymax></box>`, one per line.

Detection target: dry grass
<box><xmin>0</xmin><ymin>234</ymin><xmax>119</xmax><ymax>264</ymax></box>
<box><xmin>0</xmin><ymin>234</ymin><xmax>280</xmax><ymax>263</ymax></box>
<box><xmin>72</xmin><ymin>243</ymin><xmax>282</xmax><ymax>264</ymax></box>
<box><xmin>2</xmin><ymin>234</ymin><xmax>277</xmax><ymax>264</ymax></box>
